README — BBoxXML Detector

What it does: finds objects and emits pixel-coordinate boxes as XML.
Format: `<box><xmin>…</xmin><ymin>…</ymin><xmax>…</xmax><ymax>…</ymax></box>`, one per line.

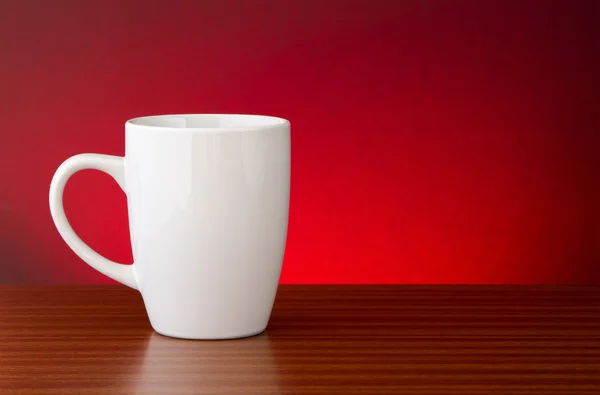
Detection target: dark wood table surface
<box><xmin>0</xmin><ymin>285</ymin><xmax>599</xmax><ymax>394</ymax></box>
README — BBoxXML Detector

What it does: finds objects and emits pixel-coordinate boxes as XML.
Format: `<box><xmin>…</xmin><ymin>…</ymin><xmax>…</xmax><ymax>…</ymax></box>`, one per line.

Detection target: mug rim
<box><xmin>126</xmin><ymin>114</ymin><xmax>289</xmax><ymax>132</ymax></box>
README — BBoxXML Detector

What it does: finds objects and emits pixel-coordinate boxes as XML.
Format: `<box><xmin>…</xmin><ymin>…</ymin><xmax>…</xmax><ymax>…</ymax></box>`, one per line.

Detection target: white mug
<box><xmin>49</xmin><ymin>114</ymin><xmax>290</xmax><ymax>339</ymax></box>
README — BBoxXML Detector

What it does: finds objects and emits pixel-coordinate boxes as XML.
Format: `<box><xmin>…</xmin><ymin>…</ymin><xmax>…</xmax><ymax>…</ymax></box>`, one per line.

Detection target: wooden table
<box><xmin>0</xmin><ymin>286</ymin><xmax>599</xmax><ymax>394</ymax></box>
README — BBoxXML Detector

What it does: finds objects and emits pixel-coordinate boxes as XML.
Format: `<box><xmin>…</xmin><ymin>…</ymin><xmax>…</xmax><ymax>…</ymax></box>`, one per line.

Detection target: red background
<box><xmin>0</xmin><ymin>0</ymin><xmax>599</xmax><ymax>284</ymax></box>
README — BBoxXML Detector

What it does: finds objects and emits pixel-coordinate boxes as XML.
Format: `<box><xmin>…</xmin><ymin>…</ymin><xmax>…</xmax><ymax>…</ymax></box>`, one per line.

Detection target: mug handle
<box><xmin>49</xmin><ymin>154</ymin><xmax>138</xmax><ymax>290</ymax></box>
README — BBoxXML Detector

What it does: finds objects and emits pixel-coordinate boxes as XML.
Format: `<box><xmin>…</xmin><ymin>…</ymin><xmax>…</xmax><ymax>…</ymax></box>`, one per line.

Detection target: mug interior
<box><xmin>127</xmin><ymin>114</ymin><xmax>288</xmax><ymax>130</ymax></box>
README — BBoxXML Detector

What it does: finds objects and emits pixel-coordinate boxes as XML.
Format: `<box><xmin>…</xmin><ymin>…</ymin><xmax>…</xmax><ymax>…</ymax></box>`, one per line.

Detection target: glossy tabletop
<box><xmin>0</xmin><ymin>285</ymin><xmax>599</xmax><ymax>394</ymax></box>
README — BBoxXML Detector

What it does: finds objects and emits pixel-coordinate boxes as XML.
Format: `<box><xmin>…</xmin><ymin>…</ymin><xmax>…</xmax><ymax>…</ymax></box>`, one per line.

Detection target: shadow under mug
<box><xmin>49</xmin><ymin>114</ymin><xmax>291</xmax><ymax>339</ymax></box>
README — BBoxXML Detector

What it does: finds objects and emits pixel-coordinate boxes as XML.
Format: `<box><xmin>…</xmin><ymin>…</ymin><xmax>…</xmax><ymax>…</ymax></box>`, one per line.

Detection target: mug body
<box><xmin>125</xmin><ymin>114</ymin><xmax>290</xmax><ymax>339</ymax></box>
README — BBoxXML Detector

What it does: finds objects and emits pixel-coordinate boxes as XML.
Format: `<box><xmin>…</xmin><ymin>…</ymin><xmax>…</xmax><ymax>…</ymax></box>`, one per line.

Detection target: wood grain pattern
<box><xmin>0</xmin><ymin>285</ymin><xmax>599</xmax><ymax>394</ymax></box>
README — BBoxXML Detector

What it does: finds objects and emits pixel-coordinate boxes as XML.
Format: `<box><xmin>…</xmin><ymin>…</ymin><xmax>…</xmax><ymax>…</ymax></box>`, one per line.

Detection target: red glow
<box><xmin>0</xmin><ymin>0</ymin><xmax>598</xmax><ymax>284</ymax></box>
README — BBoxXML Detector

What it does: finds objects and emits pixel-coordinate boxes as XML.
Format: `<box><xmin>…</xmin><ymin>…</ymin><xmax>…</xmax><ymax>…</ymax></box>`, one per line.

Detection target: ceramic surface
<box><xmin>49</xmin><ymin>114</ymin><xmax>291</xmax><ymax>339</ymax></box>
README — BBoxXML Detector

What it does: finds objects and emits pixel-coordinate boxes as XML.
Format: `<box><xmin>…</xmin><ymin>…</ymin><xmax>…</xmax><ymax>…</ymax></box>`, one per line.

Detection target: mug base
<box><xmin>151</xmin><ymin>325</ymin><xmax>267</xmax><ymax>340</ymax></box>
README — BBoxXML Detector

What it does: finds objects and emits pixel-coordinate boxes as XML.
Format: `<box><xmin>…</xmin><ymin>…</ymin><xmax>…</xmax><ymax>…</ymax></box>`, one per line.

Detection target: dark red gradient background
<box><xmin>0</xmin><ymin>0</ymin><xmax>599</xmax><ymax>284</ymax></box>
